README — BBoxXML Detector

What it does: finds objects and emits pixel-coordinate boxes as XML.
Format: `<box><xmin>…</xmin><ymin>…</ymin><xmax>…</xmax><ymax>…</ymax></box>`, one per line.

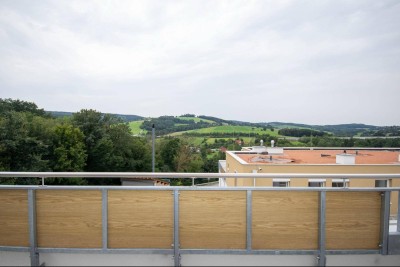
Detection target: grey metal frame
<box><xmin>318</xmin><ymin>191</ymin><xmax>326</xmax><ymax>266</ymax></box>
<box><xmin>1</xmin><ymin>172</ymin><xmax>400</xmax><ymax>267</ymax></box>
<box><xmin>246</xmin><ymin>190</ymin><xmax>252</xmax><ymax>252</ymax></box>
<box><xmin>173</xmin><ymin>190</ymin><xmax>180</xmax><ymax>266</ymax></box>
<box><xmin>380</xmin><ymin>191</ymin><xmax>391</xmax><ymax>255</ymax></box>
<box><xmin>397</xmin><ymin>190</ymin><xmax>400</xmax><ymax>233</ymax></box>
<box><xmin>102</xmin><ymin>189</ymin><xmax>108</xmax><ymax>252</ymax></box>
<box><xmin>28</xmin><ymin>189</ymin><xmax>39</xmax><ymax>266</ymax></box>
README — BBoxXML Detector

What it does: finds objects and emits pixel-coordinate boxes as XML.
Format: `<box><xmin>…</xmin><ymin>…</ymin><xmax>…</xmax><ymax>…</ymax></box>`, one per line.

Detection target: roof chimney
<box><xmin>271</xmin><ymin>140</ymin><xmax>275</xmax><ymax>147</ymax></box>
<box><xmin>260</xmin><ymin>140</ymin><xmax>264</xmax><ymax>146</ymax></box>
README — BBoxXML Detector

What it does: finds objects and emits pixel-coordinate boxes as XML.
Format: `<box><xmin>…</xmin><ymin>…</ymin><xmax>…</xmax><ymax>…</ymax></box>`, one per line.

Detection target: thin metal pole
<box><xmin>28</xmin><ymin>190</ymin><xmax>39</xmax><ymax>266</ymax></box>
<box><xmin>318</xmin><ymin>191</ymin><xmax>326</xmax><ymax>266</ymax></box>
<box><xmin>380</xmin><ymin>191</ymin><xmax>390</xmax><ymax>255</ymax></box>
<box><xmin>152</xmin><ymin>124</ymin><xmax>155</xmax><ymax>173</ymax></box>
<box><xmin>246</xmin><ymin>190</ymin><xmax>252</xmax><ymax>252</ymax></box>
<box><xmin>173</xmin><ymin>190</ymin><xmax>180</xmax><ymax>266</ymax></box>
<box><xmin>102</xmin><ymin>189</ymin><xmax>108</xmax><ymax>251</ymax></box>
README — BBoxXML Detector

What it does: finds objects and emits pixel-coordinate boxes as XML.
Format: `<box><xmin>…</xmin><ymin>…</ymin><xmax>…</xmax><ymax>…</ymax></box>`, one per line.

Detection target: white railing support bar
<box><xmin>1</xmin><ymin>172</ymin><xmax>400</xmax><ymax>179</ymax></box>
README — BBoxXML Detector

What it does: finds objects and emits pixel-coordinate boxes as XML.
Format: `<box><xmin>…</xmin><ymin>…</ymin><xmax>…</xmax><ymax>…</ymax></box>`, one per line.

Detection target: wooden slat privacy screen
<box><xmin>108</xmin><ymin>190</ymin><xmax>173</xmax><ymax>248</ymax></box>
<box><xmin>252</xmin><ymin>191</ymin><xmax>319</xmax><ymax>250</ymax></box>
<box><xmin>179</xmin><ymin>191</ymin><xmax>247</xmax><ymax>249</ymax></box>
<box><xmin>326</xmin><ymin>192</ymin><xmax>381</xmax><ymax>250</ymax></box>
<box><xmin>0</xmin><ymin>190</ymin><xmax>29</xmax><ymax>247</ymax></box>
<box><xmin>36</xmin><ymin>190</ymin><xmax>102</xmax><ymax>248</ymax></box>
<box><xmin>0</xmin><ymin>189</ymin><xmax>383</xmax><ymax>250</ymax></box>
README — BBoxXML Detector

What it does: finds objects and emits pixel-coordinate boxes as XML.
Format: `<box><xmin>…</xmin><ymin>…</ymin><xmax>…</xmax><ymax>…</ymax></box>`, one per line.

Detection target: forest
<box><xmin>0</xmin><ymin>99</ymin><xmax>222</xmax><ymax>186</ymax></box>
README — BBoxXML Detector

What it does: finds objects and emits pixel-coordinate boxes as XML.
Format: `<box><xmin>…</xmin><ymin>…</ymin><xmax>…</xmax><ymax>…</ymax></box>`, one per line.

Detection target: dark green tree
<box><xmin>51</xmin><ymin>123</ymin><xmax>87</xmax><ymax>171</ymax></box>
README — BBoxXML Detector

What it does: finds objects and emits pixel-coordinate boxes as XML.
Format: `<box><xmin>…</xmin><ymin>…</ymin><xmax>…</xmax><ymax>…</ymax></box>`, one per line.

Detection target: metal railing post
<box><xmin>102</xmin><ymin>189</ymin><xmax>108</xmax><ymax>252</ymax></box>
<box><xmin>318</xmin><ymin>191</ymin><xmax>326</xmax><ymax>266</ymax></box>
<box><xmin>173</xmin><ymin>190</ymin><xmax>181</xmax><ymax>266</ymax></box>
<box><xmin>380</xmin><ymin>191</ymin><xmax>390</xmax><ymax>255</ymax></box>
<box><xmin>246</xmin><ymin>190</ymin><xmax>252</xmax><ymax>252</ymax></box>
<box><xmin>28</xmin><ymin>190</ymin><xmax>39</xmax><ymax>266</ymax></box>
<box><xmin>397</xmin><ymin>190</ymin><xmax>400</xmax><ymax>233</ymax></box>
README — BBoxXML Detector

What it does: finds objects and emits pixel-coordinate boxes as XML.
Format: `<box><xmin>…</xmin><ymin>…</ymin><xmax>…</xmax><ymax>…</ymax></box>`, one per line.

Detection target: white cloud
<box><xmin>0</xmin><ymin>0</ymin><xmax>399</xmax><ymax>125</ymax></box>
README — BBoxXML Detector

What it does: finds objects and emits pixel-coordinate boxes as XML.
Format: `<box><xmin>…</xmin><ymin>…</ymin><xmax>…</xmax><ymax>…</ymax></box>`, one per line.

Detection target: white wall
<box><xmin>2</xmin><ymin>252</ymin><xmax>400</xmax><ymax>266</ymax></box>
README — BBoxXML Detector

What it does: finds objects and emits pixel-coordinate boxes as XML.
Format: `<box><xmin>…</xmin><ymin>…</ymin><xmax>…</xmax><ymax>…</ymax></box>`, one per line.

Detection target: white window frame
<box><xmin>375</xmin><ymin>179</ymin><xmax>390</xmax><ymax>187</ymax></box>
<box><xmin>273</xmin><ymin>178</ymin><xmax>290</xmax><ymax>187</ymax></box>
<box><xmin>308</xmin><ymin>179</ymin><xmax>326</xmax><ymax>187</ymax></box>
<box><xmin>332</xmin><ymin>178</ymin><xmax>349</xmax><ymax>188</ymax></box>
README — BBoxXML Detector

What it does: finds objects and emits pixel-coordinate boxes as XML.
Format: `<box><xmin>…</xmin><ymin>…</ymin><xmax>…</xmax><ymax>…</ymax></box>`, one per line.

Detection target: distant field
<box><xmin>178</xmin><ymin>125</ymin><xmax>280</xmax><ymax>137</ymax></box>
<box><xmin>129</xmin><ymin>120</ymin><xmax>290</xmax><ymax>139</ymax></box>
<box><xmin>128</xmin><ymin>121</ymin><xmax>146</xmax><ymax>135</ymax></box>
<box><xmin>178</xmin><ymin>116</ymin><xmax>215</xmax><ymax>123</ymax></box>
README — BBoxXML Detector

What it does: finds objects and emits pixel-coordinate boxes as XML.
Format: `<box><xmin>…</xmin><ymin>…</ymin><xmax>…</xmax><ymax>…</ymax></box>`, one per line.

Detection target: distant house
<box><xmin>121</xmin><ymin>178</ymin><xmax>170</xmax><ymax>186</ymax></box>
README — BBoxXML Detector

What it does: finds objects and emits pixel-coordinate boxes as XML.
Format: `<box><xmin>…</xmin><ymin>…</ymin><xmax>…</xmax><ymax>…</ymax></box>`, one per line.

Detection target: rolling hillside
<box><xmin>47</xmin><ymin>111</ymin><xmax>397</xmax><ymax>139</ymax></box>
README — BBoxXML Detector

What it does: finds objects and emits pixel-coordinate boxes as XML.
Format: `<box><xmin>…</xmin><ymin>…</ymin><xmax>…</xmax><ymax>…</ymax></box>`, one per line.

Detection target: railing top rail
<box><xmin>0</xmin><ymin>185</ymin><xmax>400</xmax><ymax>191</ymax></box>
<box><xmin>1</xmin><ymin>172</ymin><xmax>400</xmax><ymax>179</ymax></box>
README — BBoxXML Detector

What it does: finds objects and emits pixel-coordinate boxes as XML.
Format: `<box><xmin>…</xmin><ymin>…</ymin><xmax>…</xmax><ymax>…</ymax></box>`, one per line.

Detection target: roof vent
<box><xmin>336</xmin><ymin>154</ymin><xmax>355</xmax><ymax>164</ymax></box>
<box><xmin>267</xmin><ymin>147</ymin><xmax>284</xmax><ymax>155</ymax></box>
<box><xmin>251</xmin><ymin>146</ymin><xmax>268</xmax><ymax>153</ymax></box>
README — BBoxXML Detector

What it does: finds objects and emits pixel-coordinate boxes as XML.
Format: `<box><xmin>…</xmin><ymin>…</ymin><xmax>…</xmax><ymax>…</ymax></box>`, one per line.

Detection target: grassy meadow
<box><xmin>128</xmin><ymin>121</ymin><xmax>146</xmax><ymax>135</ymax></box>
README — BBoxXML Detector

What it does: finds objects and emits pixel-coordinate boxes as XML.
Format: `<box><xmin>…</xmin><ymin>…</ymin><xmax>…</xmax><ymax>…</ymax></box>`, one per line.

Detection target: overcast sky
<box><xmin>0</xmin><ymin>0</ymin><xmax>399</xmax><ymax>126</ymax></box>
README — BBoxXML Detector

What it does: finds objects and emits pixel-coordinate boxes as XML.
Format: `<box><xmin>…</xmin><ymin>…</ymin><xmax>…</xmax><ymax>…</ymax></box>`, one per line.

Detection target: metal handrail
<box><xmin>1</xmin><ymin>171</ymin><xmax>400</xmax><ymax>179</ymax></box>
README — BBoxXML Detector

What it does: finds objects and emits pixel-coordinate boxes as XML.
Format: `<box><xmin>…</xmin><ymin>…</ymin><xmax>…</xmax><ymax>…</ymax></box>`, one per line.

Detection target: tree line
<box><xmin>141</xmin><ymin>116</ymin><xmax>214</xmax><ymax>135</ymax></box>
<box><xmin>0</xmin><ymin>99</ymin><xmax>150</xmax><ymax>185</ymax></box>
<box><xmin>278</xmin><ymin>128</ymin><xmax>326</xmax><ymax>137</ymax></box>
<box><xmin>298</xmin><ymin>136</ymin><xmax>400</xmax><ymax>147</ymax></box>
<box><xmin>0</xmin><ymin>99</ymin><xmax>223</xmax><ymax>186</ymax></box>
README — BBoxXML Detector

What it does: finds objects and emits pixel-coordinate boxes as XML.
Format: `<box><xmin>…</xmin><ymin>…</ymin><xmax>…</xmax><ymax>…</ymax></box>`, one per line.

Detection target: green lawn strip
<box><xmin>128</xmin><ymin>121</ymin><xmax>146</xmax><ymax>135</ymax></box>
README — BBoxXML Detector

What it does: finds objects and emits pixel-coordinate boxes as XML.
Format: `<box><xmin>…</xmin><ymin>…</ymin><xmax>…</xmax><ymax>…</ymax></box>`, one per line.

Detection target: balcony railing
<box><xmin>0</xmin><ymin>172</ymin><xmax>400</xmax><ymax>267</ymax></box>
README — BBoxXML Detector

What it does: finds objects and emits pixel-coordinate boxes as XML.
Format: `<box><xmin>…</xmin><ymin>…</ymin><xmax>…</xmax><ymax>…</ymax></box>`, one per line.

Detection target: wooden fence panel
<box><xmin>252</xmin><ymin>191</ymin><xmax>319</xmax><ymax>249</ymax></box>
<box><xmin>179</xmin><ymin>191</ymin><xmax>246</xmax><ymax>249</ymax></box>
<box><xmin>326</xmin><ymin>192</ymin><xmax>381</xmax><ymax>249</ymax></box>
<box><xmin>0</xmin><ymin>190</ymin><xmax>29</xmax><ymax>247</ymax></box>
<box><xmin>108</xmin><ymin>190</ymin><xmax>173</xmax><ymax>248</ymax></box>
<box><xmin>36</xmin><ymin>190</ymin><xmax>102</xmax><ymax>248</ymax></box>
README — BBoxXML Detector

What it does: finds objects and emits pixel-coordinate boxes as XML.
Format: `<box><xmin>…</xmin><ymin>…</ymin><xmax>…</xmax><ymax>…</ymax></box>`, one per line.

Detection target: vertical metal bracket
<box><xmin>397</xmin><ymin>190</ymin><xmax>400</xmax><ymax>233</ymax></box>
<box><xmin>318</xmin><ymin>191</ymin><xmax>326</xmax><ymax>266</ymax></box>
<box><xmin>173</xmin><ymin>190</ymin><xmax>181</xmax><ymax>266</ymax></box>
<box><xmin>380</xmin><ymin>191</ymin><xmax>390</xmax><ymax>255</ymax></box>
<box><xmin>246</xmin><ymin>190</ymin><xmax>252</xmax><ymax>252</ymax></box>
<box><xmin>28</xmin><ymin>189</ymin><xmax>39</xmax><ymax>266</ymax></box>
<box><xmin>102</xmin><ymin>189</ymin><xmax>108</xmax><ymax>252</ymax></box>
